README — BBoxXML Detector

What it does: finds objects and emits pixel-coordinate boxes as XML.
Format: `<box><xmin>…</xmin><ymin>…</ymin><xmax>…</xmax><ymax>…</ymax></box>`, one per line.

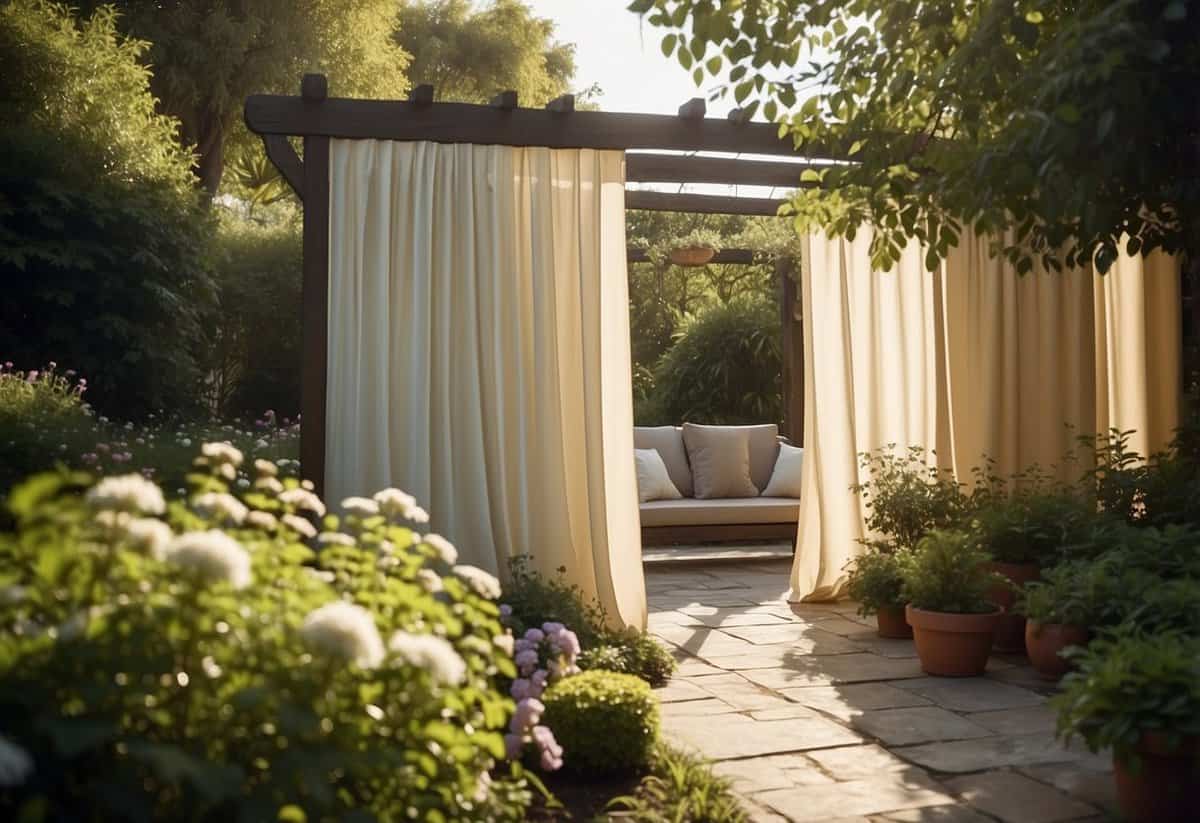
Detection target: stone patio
<box><xmin>645</xmin><ymin>559</ymin><xmax>1115</xmax><ymax>823</ymax></box>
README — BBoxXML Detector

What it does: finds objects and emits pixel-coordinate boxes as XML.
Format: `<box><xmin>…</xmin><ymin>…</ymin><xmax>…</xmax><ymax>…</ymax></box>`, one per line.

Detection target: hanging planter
<box><xmin>668</xmin><ymin>245</ymin><xmax>716</xmax><ymax>266</ymax></box>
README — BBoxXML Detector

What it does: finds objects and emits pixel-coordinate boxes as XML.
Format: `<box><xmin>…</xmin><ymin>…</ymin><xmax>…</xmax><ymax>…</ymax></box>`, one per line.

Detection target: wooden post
<box><xmin>778</xmin><ymin>257</ymin><xmax>805</xmax><ymax>444</ymax></box>
<box><xmin>300</xmin><ymin>75</ymin><xmax>330</xmax><ymax>496</ymax></box>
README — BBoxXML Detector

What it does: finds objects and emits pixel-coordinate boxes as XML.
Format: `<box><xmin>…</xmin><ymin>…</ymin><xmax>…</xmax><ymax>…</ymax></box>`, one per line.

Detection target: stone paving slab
<box><xmin>756</xmin><ymin>772</ymin><xmax>956</xmax><ymax>822</ymax></box>
<box><xmin>665</xmin><ymin>711</ymin><xmax>863</xmax><ymax>760</ymax></box>
<box><xmin>644</xmin><ymin>561</ymin><xmax>1113</xmax><ymax>822</ymax></box>
<box><xmin>945</xmin><ymin>770</ymin><xmax>1099</xmax><ymax>822</ymax></box>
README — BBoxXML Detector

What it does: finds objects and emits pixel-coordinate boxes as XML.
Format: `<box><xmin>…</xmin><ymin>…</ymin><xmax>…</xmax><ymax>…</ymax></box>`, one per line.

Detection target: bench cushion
<box><xmin>633</xmin><ymin>426</ymin><xmax>693</xmax><ymax>497</ymax></box>
<box><xmin>639</xmin><ymin>496</ymin><xmax>801</xmax><ymax>528</ymax></box>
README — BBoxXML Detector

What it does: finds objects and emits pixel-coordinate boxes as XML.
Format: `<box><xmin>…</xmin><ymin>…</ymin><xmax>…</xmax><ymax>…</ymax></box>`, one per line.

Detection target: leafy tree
<box><xmin>75</xmin><ymin>0</ymin><xmax>410</xmax><ymax>194</ymax></box>
<box><xmin>0</xmin><ymin>0</ymin><xmax>215</xmax><ymax>415</ymax></box>
<box><xmin>396</xmin><ymin>0</ymin><xmax>576</xmax><ymax>105</ymax></box>
<box><xmin>633</xmin><ymin>0</ymin><xmax>1200</xmax><ymax>274</ymax></box>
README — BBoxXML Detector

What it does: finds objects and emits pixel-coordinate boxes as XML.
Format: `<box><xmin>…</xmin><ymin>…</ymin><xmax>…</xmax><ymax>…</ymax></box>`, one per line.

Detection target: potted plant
<box><xmin>898</xmin><ymin>529</ymin><xmax>1002</xmax><ymax>677</ymax></box>
<box><xmin>664</xmin><ymin>228</ymin><xmax>722</xmax><ymax>267</ymax></box>
<box><xmin>845</xmin><ymin>543</ymin><xmax>910</xmax><ymax>638</ymax></box>
<box><xmin>968</xmin><ymin>493</ymin><xmax>1087</xmax><ymax>652</ymax></box>
<box><xmin>1053</xmin><ymin>628</ymin><xmax>1200</xmax><ymax>823</ymax></box>
<box><xmin>1016</xmin><ymin>561</ymin><xmax>1098</xmax><ymax>679</ymax></box>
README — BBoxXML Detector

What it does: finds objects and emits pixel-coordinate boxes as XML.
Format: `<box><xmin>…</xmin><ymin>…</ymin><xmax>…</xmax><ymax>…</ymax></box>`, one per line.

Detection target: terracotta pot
<box><xmin>985</xmin><ymin>561</ymin><xmax>1040</xmax><ymax>653</ymax></box>
<box><xmin>1024</xmin><ymin>621</ymin><xmax>1089</xmax><ymax>680</ymax></box>
<box><xmin>668</xmin><ymin>245</ymin><xmax>716</xmax><ymax>266</ymax></box>
<box><xmin>1113</xmin><ymin>733</ymin><xmax>1200</xmax><ymax>823</ymax></box>
<box><xmin>875</xmin><ymin>606</ymin><xmax>913</xmax><ymax>639</ymax></box>
<box><xmin>906</xmin><ymin>605</ymin><xmax>1001</xmax><ymax>677</ymax></box>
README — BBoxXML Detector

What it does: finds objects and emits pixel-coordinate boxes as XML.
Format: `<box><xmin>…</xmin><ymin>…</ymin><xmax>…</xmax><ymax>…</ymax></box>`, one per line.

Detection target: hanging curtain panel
<box><xmin>326</xmin><ymin>139</ymin><xmax>646</xmax><ymax>629</ymax></box>
<box><xmin>791</xmin><ymin>230</ymin><xmax>1181</xmax><ymax>602</ymax></box>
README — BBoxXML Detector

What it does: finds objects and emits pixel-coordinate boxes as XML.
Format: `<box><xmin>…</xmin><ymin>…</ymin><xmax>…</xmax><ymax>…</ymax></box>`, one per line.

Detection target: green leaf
<box><xmin>660</xmin><ymin>34</ymin><xmax>676</xmax><ymax>58</ymax></box>
<box><xmin>277</xmin><ymin>806</ymin><xmax>307</xmax><ymax>823</ymax></box>
<box><xmin>800</xmin><ymin>169</ymin><xmax>822</xmax><ymax>183</ymax></box>
<box><xmin>1055</xmin><ymin>103</ymin><xmax>1081</xmax><ymax>124</ymax></box>
<box><xmin>1164</xmin><ymin>2</ymin><xmax>1187</xmax><ymax>21</ymax></box>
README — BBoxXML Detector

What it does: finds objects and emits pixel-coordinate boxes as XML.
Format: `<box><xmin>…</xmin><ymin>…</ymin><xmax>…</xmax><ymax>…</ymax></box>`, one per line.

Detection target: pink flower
<box><xmin>541</xmin><ymin>622</ymin><xmax>565</xmax><ymax>635</ymax></box>
<box><xmin>531</xmin><ymin>669</ymin><xmax>549</xmax><ymax>694</ymax></box>
<box><xmin>510</xmin><ymin>678</ymin><xmax>533</xmax><ymax>701</ymax></box>
<box><xmin>532</xmin><ymin>725</ymin><xmax>563</xmax><ymax>771</ymax></box>
<box><xmin>26</xmin><ymin>371</ymin><xmax>38</xmax><ymax>381</ymax></box>
<box><xmin>515</xmin><ymin>649</ymin><xmax>539</xmax><ymax>675</ymax></box>
<box><xmin>504</xmin><ymin>733</ymin><xmax>524</xmax><ymax>760</ymax></box>
<box><xmin>499</xmin><ymin>604</ymin><xmax>513</xmax><ymax>618</ymax></box>
<box><xmin>524</xmin><ymin>627</ymin><xmax>545</xmax><ymax>644</ymax></box>
<box><xmin>511</xmin><ymin>698</ymin><xmax>544</xmax><ymax>733</ymax></box>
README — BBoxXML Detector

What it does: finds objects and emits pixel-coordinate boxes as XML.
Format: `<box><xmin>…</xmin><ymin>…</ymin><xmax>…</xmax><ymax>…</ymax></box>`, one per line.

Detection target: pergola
<box><xmin>246</xmin><ymin>74</ymin><xmax>839</xmax><ymax>491</ymax></box>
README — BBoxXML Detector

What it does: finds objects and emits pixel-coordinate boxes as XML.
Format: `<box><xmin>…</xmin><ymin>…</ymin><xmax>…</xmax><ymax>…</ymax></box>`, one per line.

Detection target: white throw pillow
<box><xmin>761</xmin><ymin>443</ymin><xmax>804</xmax><ymax>498</ymax></box>
<box><xmin>634</xmin><ymin>448</ymin><xmax>683</xmax><ymax>503</ymax></box>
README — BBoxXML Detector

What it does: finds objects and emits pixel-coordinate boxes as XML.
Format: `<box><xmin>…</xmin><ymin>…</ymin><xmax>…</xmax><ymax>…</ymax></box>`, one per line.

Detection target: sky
<box><xmin>524</xmin><ymin>0</ymin><xmax>735</xmax><ymax>116</ymax></box>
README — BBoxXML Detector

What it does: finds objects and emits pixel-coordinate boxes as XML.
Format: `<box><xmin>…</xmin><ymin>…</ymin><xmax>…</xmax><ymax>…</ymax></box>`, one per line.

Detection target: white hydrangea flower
<box><xmin>422</xmin><ymin>533</ymin><xmax>458</xmax><ymax>564</ymax></box>
<box><xmin>318</xmin><ymin>531</ymin><xmax>355</xmax><ymax>547</ymax></box>
<box><xmin>165</xmin><ymin>531</ymin><xmax>252</xmax><ymax>589</ymax></box>
<box><xmin>86</xmin><ymin>474</ymin><xmax>165</xmax><ymax>515</ymax></box>
<box><xmin>372</xmin><ymin>488</ymin><xmax>429</xmax><ymax>522</ymax></box>
<box><xmin>201</xmin><ymin>442</ymin><xmax>244</xmax><ymax>467</ymax></box>
<box><xmin>255</xmin><ymin>476</ymin><xmax>284</xmax><ymax>495</ymax></box>
<box><xmin>0</xmin><ymin>735</ymin><xmax>33</xmax><ymax>788</ymax></box>
<box><xmin>416</xmin><ymin>568</ymin><xmax>443</xmax><ymax>593</ymax></box>
<box><xmin>494</xmin><ymin>633</ymin><xmax>515</xmax><ymax>656</ymax></box>
<box><xmin>388</xmin><ymin>631</ymin><xmax>467</xmax><ymax>686</ymax></box>
<box><xmin>301</xmin><ymin>601</ymin><xmax>384</xmax><ymax>669</ymax></box>
<box><xmin>245</xmin><ymin>511</ymin><xmax>278</xmax><ymax>531</ymax></box>
<box><xmin>123</xmin><ymin>518</ymin><xmax>173</xmax><ymax>560</ymax></box>
<box><xmin>281</xmin><ymin>514</ymin><xmax>317</xmax><ymax>539</ymax></box>
<box><xmin>192</xmin><ymin>492</ymin><xmax>249</xmax><ymax>525</ymax></box>
<box><xmin>216</xmin><ymin>463</ymin><xmax>237</xmax><ymax>482</ymax></box>
<box><xmin>453</xmin><ymin>565</ymin><xmax>502</xmax><ymax>599</ymax></box>
<box><xmin>341</xmin><ymin>496</ymin><xmax>380</xmax><ymax>517</ymax></box>
<box><xmin>253</xmin><ymin>458</ymin><xmax>278</xmax><ymax>477</ymax></box>
<box><xmin>279</xmin><ymin>488</ymin><xmax>327</xmax><ymax>517</ymax></box>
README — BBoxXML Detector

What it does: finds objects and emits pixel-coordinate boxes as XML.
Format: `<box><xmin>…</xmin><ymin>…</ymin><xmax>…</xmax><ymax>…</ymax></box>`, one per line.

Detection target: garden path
<box><xmin>645</xmin><ymin>559</ymin><xmax>1114</xmax><ymax>823</ymax></box>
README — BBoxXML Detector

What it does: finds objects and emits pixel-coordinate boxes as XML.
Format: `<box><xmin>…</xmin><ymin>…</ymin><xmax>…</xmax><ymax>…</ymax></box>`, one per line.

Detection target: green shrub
<box><xmin>608</xmin><ymin>744</ymin><xmax>748</xmax><ymax>822</ymax></box>
<box><xmin>899</xmin><ymin>529</ymin><xmax>998</xmax><ymax>614</ymax></box>
<box><xmin>0</xmin><ymin>1</ymin><xmax>215</xmax><ymax>416</ymax></box>
<box><xmin>967</xmin><ymin>492</ymin><xmax>1094</xmax><ymax>565</ymax></box>
<box><xmin>580</xmin><ymin>631</ymin><xmax>677</xmax><ymax>688</ymax></box>
<box><xmin>0</xmin><ymin>446</ymin><xmax>532</xmax><ymax>821</ymax></box>
<box><xmin>643</xmin><ymin>298</ymin><xmax>781</xmax><ymax>425</ymax></box>
<box><xmin>542</xmin><ymin>670</ymin><xmax>659</xmax><ymax>775</ymax></box>
<box><xmin>1016</xmin><ymin>560</ymin><xmax>1111</xmax><ymax>626</ymax></box>
<box><xmin>203</xmin><ymin>214</ymin><xmax>303</xmax><ymax>418</ymax></box>
<box><xmin>853</xmin><ymin>446</ymin><xmax>969</xmax><ymax>552</ymax></box>
<box><xmin>1053</xmin><ymin>628</ymin><xmax>1200</xmax><ymax>766</ymax></box>
<box><xmin>845</xmin><ymin>547</ymin><xmax>907</xmax><ymax>616</ymax></box>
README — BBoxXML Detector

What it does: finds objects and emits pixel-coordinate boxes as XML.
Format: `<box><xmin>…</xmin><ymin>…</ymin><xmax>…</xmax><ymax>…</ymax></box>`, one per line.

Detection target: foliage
<box><xmin>202</xmin><ymin>211</ymin><xmax>303</xmax><ymax>418</ymax></box>
<box><xmin>0</xmin><ymin>362</ymin><xmax>299</xmax><ymax>499</ymax></box>
<box><xmin>541</xmin><ymin>670</ymin><xmax>659</xmax><ymax>776</ymax></box>
<box><xmin>853</xmin><ymin>447</ymin><xmax>970</xmax><ymax>553</ymax></box>
<box><xmin>1053</xmin><ymin>628</ymin><xmax>1200</xmax><ymax>766</ymax></box>
<box><xmin>899</xmin><ymin>529</ymin><xmax>998</xmax><ymax>614</ymax></box>
<box><xmin>0</xmin><ymin>448</ymin><xmax>531</xmax><ymax>821</ymax></box>
<box><xmin>643</xmin><ymin>298</ymin><xmax>781</xmax><ymax>425</ymax></box>
<box><xmin>635</xmin><ymin>0</ymin><xmax>1200</xmax><ymax>273</ymax></box>
<box><xmin>73</xmin><ymin>0</ymin><xmax>409</xmax><ymax>194</ymax></box>
<box><xmin>396</xmin><ymin>0</ymin><xmax>575</xmax><ymax>106</ymax></box>
<box><xmin>1017</xmin><ymin>561</ymin><xmax>1111</xmax><ymax>626</ymax></box>
<box><xmin>578</xmin><ymin>631</ymin><xmax>677</xmax><ymax>689</ymax></box>
<box><xmin>501</xmin><ymin>558</ymin><xmax>677</xmax><ymax>687</ymax></box>
<box><xmin>0</xmin><ymin>0</ymin><xmax>216</xmax><ymax>417</ymax></box>
<box><xmin>1087</xmin><ymin>425</ymin><xmax>1200</xmax><ymax>530</ymax></box>
<box><xmin>844</xmin><ymin>548</ymin><xmax>906</xmax><ymax>616</ymax></box>
<box><xmin>966</xmin><ymin>491</ymin><xmax>1094</xmax><ymax>565</ymax></box>
<box><xmin>607</xmin><ymin>744</ymin><xmax>749</xmax><ymax>822</ymax></box>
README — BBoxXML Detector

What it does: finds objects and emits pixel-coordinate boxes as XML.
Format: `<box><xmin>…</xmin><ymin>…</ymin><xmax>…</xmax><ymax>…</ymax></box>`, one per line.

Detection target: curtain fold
<box><xmin>791</xmin><ymin>230</ymin><xmax>1181</xmax><ymax>602</ymax></box>
<box><xmin>326</xmin><ymin>139</ymin><xmax>646</xmax><ymax>629</ymax></box>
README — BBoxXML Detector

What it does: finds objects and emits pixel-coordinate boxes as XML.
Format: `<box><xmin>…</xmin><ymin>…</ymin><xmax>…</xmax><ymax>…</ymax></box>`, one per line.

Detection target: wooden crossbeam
<box><xmin>678</xmin><ymin>97</ymin><xmax>707</xmax><ymax>119</ymax></box>
<box><xmin>625</xmin><ymin>189</ymin><xmax>787</xmax><ymax>216</ymax></box>
<box><xmin>546</xmin><ymin>94</ymin><xmax>575</xmax><ymax>113</ymax></box>
<box><xmin>261</xmin><ymin>135</ymin><xmax>304</xmax><ymax>200</ymax></box>
<box><xmin>409</xmin><ymin>84</ymin><xmax>435</xmax><ymax>106</ymax></box>
<box><xmin>627</xmin><ymin>153</ymin><xmax>815</xmax><ymax>188</ymax></box>
<box><xmin>491</xmin><ymin>90</ymin><xmax>519</xmax><ymax>110</ymax></box>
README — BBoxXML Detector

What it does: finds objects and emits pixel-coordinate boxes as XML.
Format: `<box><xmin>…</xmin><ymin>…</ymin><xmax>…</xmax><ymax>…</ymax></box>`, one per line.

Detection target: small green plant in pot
<box><xmin>898</xmin><ymin>530</ymin><xmax>1002</xmax><ymax>677</ymax></box>
<box><xmin>844</xmin><ymin>544</ymin><xmax>910</xmax><ymax>638</ymax></box>
<box><xmin>1017</xmin><ymin>561</ymin><xmax>1102</xmax><ymax>680</ymax></box>
<box><xmin>1053</xmin><ymin>628</ymin><xmax>1200</xmax><ymax>823</ymax></box>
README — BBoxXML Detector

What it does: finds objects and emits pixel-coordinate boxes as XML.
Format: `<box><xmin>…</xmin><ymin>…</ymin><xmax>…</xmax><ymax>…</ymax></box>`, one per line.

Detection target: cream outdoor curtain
<box><xmin>791</xmin><ymin>230</ymin><xmax>1181</xmax><ymax>601</ymax></box>
<box><xmin>325</xmin><ymin>139</ymin><xmax>646</xmax><ymax>629</ymax></box>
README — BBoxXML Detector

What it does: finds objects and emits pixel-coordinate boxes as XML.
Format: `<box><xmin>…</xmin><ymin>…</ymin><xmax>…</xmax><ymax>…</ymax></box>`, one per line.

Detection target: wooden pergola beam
<box><xmin>627</xmin><ymin>153</ymin><xmax>817</xmax><ymax>188</ymax></box>
<box><xmin>244</xmin><ymin>94</ymin><xmax>841</xmax><ymax>159</ymax></box>
<box><xmin>625</xmin><ymin>189</ymin><xmax>787</xmax><ymax>216</ymax></box>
